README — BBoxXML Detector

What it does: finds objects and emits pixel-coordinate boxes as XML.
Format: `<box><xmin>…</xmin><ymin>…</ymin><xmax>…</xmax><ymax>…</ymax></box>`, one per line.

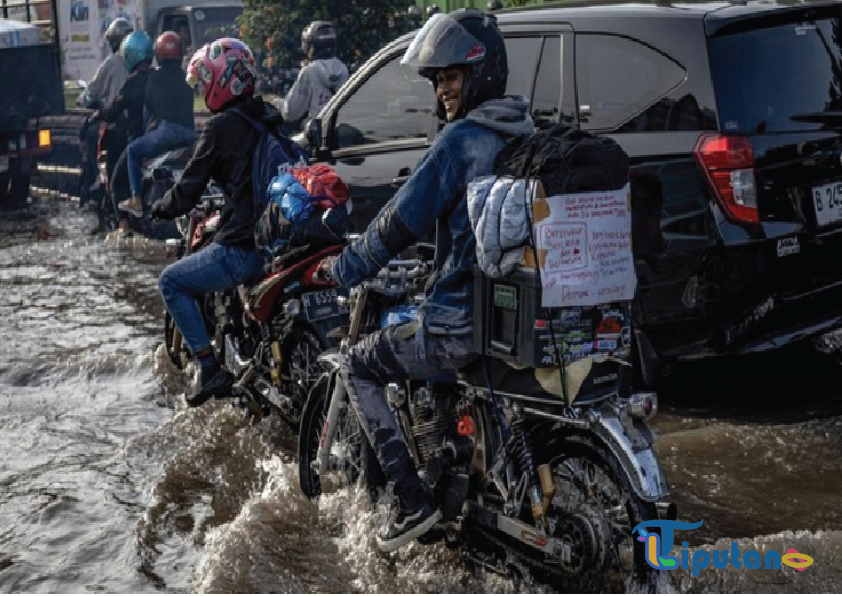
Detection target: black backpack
<box><xmin>493</xmin><ymin>122</ymin><xmax>630</xmax><ymax>194</ymax></box>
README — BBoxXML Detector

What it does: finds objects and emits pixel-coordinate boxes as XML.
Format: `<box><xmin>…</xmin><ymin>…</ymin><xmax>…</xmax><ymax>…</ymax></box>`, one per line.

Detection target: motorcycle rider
<box><xmin>315</xmin><ymin>10</ymin><xmax>533</xmax><ymax>551</ymax></box>
<box><xmin>407</xmin><ymin>3</ymin><xmax>422</xmax><ymax>27</ymax></box>
<box><xmin>88</xmin><ymin>30</ymin><xmax>154</xmax><ymax>234</ymax></box>
<box><xmin>274</xmin><ymin>21</ymin><xmax>349</xmax><ymax>124</ymax></box>
<box><xmin>149</xmin><ymin>38</ymin><xmax>284</xmax><ymax>406</ymax></box>
<box><xmin>117</xmin><ymin>32</ymin><xmax>197</xmax><ymax>219</ymax></box>
<box><xmin>78</xmin><ymin>17</ymin><xmax>132</xmax><ymax>202</ymax></box>
<box><xmin>487</xmin><ymin>0</ymin><xmax>503</xmax><ymax>10</ymax></box>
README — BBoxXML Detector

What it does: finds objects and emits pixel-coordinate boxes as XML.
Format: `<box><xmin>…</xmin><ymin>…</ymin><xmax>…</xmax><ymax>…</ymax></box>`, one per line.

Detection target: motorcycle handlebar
<box><xmin>374</xmin><ymin>261</ymin><xmax>429</xmax><ymax>280</ymax></box>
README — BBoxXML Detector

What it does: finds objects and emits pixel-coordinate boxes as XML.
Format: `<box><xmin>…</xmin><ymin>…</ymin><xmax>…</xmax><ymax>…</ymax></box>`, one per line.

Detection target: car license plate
<box><xmin>0</xmin><ymin>155</ymin><xmax>8</xmax><ymax>173</ymax></box>
<box><xmin>301</xmin><ymin>288</ymin><xmax>350</xmax><ymax>322</ymax></box>
<box><xmin>812</xmin><ymin>181</ymin><xmax>842</xmax><ymax>227</ymax></box>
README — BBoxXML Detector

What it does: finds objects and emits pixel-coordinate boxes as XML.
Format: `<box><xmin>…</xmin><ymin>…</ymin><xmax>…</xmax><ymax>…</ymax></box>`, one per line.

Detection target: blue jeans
<box><xmin>127</xmin><ymin>121</ymin><xmax>196</xmax><ymax>198</ymax></box>
<box><xmin>159</xmin><ymin>242</ymin><xmax>265</xmax><ymax>355</ymax></box>
<box><xmin>340</xmin><ymin>321</ymin><xmax>476</xmax><ymax>510</ymax></box>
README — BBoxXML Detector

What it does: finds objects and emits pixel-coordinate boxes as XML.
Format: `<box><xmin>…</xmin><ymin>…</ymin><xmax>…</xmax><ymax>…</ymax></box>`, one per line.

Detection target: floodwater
<box><xmin>0</xmin><ymin>199</ymin><xmax>840</xmax><ymax>593</ymax></box>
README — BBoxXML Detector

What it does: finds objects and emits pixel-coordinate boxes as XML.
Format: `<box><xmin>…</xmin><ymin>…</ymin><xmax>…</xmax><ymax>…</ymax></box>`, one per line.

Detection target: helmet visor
<box><xmin>400</xmin><ymin>13</ymin><xmax>485</xmax><ymax>75</ymax></box>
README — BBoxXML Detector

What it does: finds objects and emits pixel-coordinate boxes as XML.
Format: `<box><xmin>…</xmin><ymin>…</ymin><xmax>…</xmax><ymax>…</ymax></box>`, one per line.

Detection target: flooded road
<box><xmin>0</xmin><ymin>198</ymin><xmax>840</xmax><ymax>593</ymax></box>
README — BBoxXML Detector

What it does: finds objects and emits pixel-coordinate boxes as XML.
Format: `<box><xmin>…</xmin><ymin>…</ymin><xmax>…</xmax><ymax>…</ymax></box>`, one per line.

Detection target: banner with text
<box><xmin>531</xmin><ymin>184</ymin><xmax>635</xmax><ymax>308</ymax></box>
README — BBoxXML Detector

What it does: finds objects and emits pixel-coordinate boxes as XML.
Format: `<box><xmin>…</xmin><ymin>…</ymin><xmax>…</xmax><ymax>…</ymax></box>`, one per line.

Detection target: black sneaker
<box><xmin>186</xmin><ymin>369</ymin><xmax>234</xmax><ymax>408</ymax></box>
<box><xmin>376</xmin><ymin>502</ymin><xmax>442</xmax><ymax>552</ymax></box>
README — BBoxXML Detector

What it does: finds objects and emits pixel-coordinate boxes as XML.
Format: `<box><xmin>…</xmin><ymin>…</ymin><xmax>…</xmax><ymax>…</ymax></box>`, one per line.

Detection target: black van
<box><xmin>298</xmin><ymin>0</ymin><xmax>842</xmax><ymax>384</ymax></box>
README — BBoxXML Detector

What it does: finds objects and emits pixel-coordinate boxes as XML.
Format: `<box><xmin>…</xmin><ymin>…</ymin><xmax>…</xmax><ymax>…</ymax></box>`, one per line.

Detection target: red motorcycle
<box><xmin>164</xmin><ymin>195</ymin><xmax>352</xmax><ymax>424</ymax></box>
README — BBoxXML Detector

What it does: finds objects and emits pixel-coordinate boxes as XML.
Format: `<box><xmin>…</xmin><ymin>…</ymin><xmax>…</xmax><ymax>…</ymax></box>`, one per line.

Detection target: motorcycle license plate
<box><xmin>301</xmin><ymin>288</ymin><xmax>350</xmax><ymax>322</ymax></box>
<box><xmin>0</xmin><ymin>155</ymin><xmax>8</xmax><ymax>173</ymax></box>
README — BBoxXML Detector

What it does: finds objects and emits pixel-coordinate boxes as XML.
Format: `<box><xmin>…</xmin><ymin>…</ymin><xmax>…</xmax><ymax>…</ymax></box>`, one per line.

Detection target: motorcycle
<box><xmin>76</xmin><ymin>97</ymin><xmax>185</xmax><ymax>238</ymax></box>
<box><xmin>298</xmin><ymin>248</ymin><xmax>674</xmax><ymax>592</ymax></box>
<box><xmin>163</xmin><ymin>196</ymin><xmax>351</xmax><ymax>424</ymax></box>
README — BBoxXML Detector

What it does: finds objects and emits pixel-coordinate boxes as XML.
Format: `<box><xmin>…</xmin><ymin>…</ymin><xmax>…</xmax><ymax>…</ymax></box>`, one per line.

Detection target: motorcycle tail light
<box><xmin>627</xmin><ymin>392</ymin><xmax>658</xmax><ymax>420</ymax></box>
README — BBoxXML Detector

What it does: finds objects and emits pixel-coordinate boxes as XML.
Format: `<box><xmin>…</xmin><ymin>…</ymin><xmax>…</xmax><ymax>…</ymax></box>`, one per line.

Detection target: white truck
<box><xmin>59</xmin><ymin>0</ymin><xmax>243</xmax><ymax>83</ymax></box>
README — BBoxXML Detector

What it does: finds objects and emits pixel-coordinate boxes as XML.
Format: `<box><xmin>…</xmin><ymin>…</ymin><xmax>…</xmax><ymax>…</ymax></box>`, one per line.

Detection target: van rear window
<box><xmin>710</xmin><ymin>17</ymin><xmax>842</xmax><ymax>133</ymax></box>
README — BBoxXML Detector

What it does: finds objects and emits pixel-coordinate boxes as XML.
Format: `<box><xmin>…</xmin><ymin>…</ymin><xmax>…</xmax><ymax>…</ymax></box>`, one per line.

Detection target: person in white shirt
<box><xmin>274</xmin><ymin>21</ymin><xmax>349</xmax><ymax>124</ymax></box>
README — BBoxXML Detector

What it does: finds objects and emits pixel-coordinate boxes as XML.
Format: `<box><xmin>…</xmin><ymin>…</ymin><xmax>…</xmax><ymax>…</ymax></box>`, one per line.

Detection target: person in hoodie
<box><xmin>77</xmin><ymin>17</ymin><xmax>132</xmax><ymax>204</ymax></box>
<box><xmin>275</xmin><ymin>21</ymin><xmax>348</xmax><ymax>124</ymax></box>
<box><xmin>148</xmin><ymin>38</ymin><xmax>286</xmax><ymax>406</ymax></box>
<box><xmin>314</xmin><ymin>9</ymin><xmax>534</xmax><ymax>552</ymax></box>
<box><xmin>117</xmin><ymin>31</ymin><xmax>197</xmax><ymax>219</ymax></box>
<box><xmin>88</xmin><ymin>30</ymin><xmax>154</xmax><ymax>234</ymax></box>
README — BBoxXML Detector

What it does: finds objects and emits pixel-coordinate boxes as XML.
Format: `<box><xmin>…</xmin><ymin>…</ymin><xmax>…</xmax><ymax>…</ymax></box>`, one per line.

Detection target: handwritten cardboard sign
<box><xmin>523</xmin><ymin>183</ymin><xmax>635</xmax><ymax>308</ymax></box>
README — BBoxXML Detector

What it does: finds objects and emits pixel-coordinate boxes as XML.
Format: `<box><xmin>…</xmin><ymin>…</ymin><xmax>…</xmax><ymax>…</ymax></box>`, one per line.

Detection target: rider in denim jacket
<box><xmin>316</xmin><ymin>9</ymin><xmax>533</xmax><ymax>551</ymax></box>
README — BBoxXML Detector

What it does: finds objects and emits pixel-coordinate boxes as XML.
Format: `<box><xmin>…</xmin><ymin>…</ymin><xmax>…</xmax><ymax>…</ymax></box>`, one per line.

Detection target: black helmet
<box><xmin>407</xmin><ymin>4</ymin><xmax>422</xmax><ymax>19</ymax></box>
<box><xmin>301</xmin><ymin>21</ymin><xmax>337</xmax><ymax>59</ymax></box>
<box><xmin>487</xmin><ymin>0</ymin><xmax>503</xmax><ymax>10</ymax></box>
<box><xmin>401</xmin><ymin>10</ymin><xmax>508</xmax><ymax>120</ymax></box>
<box><xmin>426</xmin><ymin>4</ymin><xmax>439</xmax><ymax>17</ymax></box>
<box><xmin>105</xmin><ymin>17</ymin><xmax>133</xmax><ymax>54</ymax></box>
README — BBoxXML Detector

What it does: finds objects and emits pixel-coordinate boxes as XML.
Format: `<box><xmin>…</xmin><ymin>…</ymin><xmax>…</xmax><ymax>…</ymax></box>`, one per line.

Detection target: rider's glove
<box><xmin>150</xmin><ymin>198</ymin><xmax>170</xmax><ymax>220</ymax></box>
<box><xmin>315</xmin><ymin>256</ymin><xmax>338</xmax><ymax>284</ymax></box>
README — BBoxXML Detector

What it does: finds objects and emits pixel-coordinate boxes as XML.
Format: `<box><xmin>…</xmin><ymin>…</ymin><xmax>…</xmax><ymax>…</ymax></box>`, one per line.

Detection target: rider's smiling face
<box><xmin>435</xmin><ymin>67</ymin><xmax>465</xmax><ymax>121</ymax></box>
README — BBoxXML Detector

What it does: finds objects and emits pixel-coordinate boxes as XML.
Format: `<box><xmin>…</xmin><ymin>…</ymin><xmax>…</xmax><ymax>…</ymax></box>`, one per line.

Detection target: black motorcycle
<box><xmin>299</xmin><ymin>247</ymin><xmax>674</xmax><ymax>592</ymax></box>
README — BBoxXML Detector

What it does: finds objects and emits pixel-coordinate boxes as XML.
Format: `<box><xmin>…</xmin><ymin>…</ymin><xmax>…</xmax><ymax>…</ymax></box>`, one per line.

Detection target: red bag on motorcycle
<box><xmin>290</xmin><ymin>165</ymin><xmax>350</xmax><ymax>209</ymax></box>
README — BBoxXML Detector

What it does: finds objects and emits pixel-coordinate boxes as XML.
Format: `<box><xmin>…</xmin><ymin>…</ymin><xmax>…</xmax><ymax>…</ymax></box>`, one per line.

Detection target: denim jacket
<box><xmin>331</xmin><ymin>96</ymin><xmax>534</xmax><ymax>335</ymax></box>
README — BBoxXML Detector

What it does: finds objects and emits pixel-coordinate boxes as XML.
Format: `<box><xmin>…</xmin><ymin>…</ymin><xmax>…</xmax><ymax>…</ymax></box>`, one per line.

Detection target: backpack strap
<box><xmin>232</xmin><ymin>106</ymin><xmax>307</xmax><ymax>163</ymax></box>
<box><xmin>231</xmin><ymin>106</ymin><xmax>268</xmax><ymax>135</ymax></box>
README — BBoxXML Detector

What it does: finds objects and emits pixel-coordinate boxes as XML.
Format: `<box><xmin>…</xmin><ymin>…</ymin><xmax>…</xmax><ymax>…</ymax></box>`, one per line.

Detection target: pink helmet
<box><xmin>186</xmin><ymin>37</ymin><xmax>256</xmax><ymax>113</ymax></box>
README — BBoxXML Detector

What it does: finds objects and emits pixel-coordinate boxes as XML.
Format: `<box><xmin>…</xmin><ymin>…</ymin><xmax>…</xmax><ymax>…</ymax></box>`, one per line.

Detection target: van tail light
<box><xmin>693</xmin><ymin>133</ymin><xmax>759</xmax><ymax>224</ymax></box>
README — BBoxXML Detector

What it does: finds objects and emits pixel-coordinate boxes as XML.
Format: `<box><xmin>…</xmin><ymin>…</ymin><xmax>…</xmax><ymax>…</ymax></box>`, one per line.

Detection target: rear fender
<box><xmin>589</xmin><ymin>415</ymin><xmax>670</xmax><ymax>502</ymax></box>
<box><xmin>536</xmin><ymin>415</ymin><xmax>670</xmax><ymax>503</ymax></box>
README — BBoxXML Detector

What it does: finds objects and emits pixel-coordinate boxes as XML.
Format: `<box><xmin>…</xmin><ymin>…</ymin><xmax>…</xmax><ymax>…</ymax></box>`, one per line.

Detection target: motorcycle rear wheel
<box><xmin>533</xmin><ymin>434</ymin><xmax>660</xmax><ymax>593</ymax></box>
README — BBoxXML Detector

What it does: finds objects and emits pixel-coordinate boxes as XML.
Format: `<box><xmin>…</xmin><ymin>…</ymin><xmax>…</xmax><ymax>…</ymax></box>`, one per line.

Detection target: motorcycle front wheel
<box><xmin>164</xmin><ymin>311</ymin><xmax>188</xmax><ymax>370</ymax></box>
<box><xmin>298</xmin><ymin>371</ymin><xmax>377</xmax><ymax>499</ymax></box>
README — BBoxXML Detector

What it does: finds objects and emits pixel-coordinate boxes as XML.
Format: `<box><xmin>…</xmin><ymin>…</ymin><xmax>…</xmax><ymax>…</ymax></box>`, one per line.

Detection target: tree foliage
<box><xmin>240</xmin><ymin>0</ymin><xmax>418</xmax><ymax>75</ymax></box>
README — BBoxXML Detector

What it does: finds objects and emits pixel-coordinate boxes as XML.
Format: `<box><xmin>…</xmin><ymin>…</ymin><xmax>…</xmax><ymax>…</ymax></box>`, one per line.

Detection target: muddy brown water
<box><xmin>0</xmin><ymin>199</ymin><xmax>840</xmax><ymax>593</ymax></box>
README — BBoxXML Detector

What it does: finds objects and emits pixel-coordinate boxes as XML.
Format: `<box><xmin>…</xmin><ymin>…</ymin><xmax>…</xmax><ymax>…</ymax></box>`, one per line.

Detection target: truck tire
<box><xmin>0</xmin><ymin>172</ymin><xmax>29</xmax><ymax>210</ymax></box>
<box><xmin>9</xmin><ymin>172</ymin><xmax>31</xmax><ymax>208</ymax></box>
<box><xmin>0</xmin><ymin>173</ymin><xmax>9</xmax><ymax>205</ymax></box>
